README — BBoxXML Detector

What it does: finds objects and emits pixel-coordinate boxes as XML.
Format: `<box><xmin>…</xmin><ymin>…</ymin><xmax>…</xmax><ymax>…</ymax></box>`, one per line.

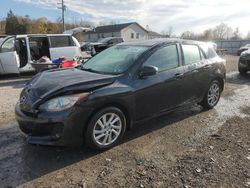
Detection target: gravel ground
<box><xmin>0</xmin><ymin>77</ymin><xmax>28</xmax><ymax>125</ymax></box>
<box><xmin>224</xmin><ymin>54</ymin><xmax>239</xmax><ymax>73</ymax></box>
<box><xmin>0</xmin><ymin>55</ymin><xmax>250</xmax><ymax>188</ymax></box>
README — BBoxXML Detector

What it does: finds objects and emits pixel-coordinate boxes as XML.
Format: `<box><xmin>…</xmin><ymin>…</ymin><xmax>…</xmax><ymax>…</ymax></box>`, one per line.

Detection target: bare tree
<box><xmin>79</xmin><ymin>19</ymin><xmax>95</xmax><ymax>28</ymax></box>
<box><xmin>231</xmin><ymin>27</ymin><xmax>241</xmax><ymax>40</ymax></box>
<box><xmin>166</xmin><ymin>26</ymin><xmax>173</xmax><ymax>37</ymax></box>
<box><xmin>181</xmin><ymin>31</ymin><xmax>195</xmax><ymax>39</ymax></box>
<box><xmin>213</xmin><ymin>23</ymin><xmax>233</xmax><ymax>40</ymax></box>
<box><xmin>202</xmin><ymin>29</ymin><xmax>214</xmax><ymax>41</ymax></box>
<box><xmin>98</xmin><ymin>21</ymin><xmax>109</xmax><ymax>26</ymax></box>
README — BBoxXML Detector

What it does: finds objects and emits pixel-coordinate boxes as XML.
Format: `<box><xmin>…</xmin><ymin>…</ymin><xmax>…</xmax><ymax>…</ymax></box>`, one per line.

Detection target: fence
<box><xmin>215</xmin><ymin>40</ymin><xmax>250</xmax><ymax>54</ymax></box>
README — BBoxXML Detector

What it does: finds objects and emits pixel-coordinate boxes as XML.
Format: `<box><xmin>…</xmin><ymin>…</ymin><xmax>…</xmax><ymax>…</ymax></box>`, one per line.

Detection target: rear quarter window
<box><xmin>49</xmin><ymin>36</ymin><xmax>74</xmax><ymax>48</ymax></box>
<box><xmin>200</xmin><ymin>44</ymin><xmax>218</xmax><ymax>59</ymax></box>
<box><xmin>182</xmin><ymin>44</ymin><xmax>201</xmax><ymax>65</ymax></box>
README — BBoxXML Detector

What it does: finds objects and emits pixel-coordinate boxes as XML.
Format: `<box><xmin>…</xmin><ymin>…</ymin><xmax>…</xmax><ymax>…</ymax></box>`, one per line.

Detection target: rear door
<box><xmin>181</xmin><ymin>44</ymin><xmax>209</xmax><ymax>104</ymax></box>
<box><xmin>133</xmin><ymin>44</ymin><xmax>184</xmax><ymax>121</ymax></box>
<box><xmin>0</xmin><ymin>37</ymin><xmax>19</xmax><ymax>74</ymax></box>
<box><xmin>49</xmin><ymin>36</ymin><xmax>81</xmax><ymax>60</ymax></box>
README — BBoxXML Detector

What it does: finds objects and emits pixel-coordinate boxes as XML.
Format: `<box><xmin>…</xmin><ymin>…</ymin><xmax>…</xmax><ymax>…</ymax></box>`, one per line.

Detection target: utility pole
<box><xmin>58</xmin><ymin>0</ymin><xmax>66</xmax><ymax>32</ymax></box>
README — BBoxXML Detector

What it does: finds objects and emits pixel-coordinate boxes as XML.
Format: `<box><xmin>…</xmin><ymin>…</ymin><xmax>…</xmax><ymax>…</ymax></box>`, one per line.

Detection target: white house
<box><xmin>84</xmin><ymin>22</ymin><xmax>163</xmax><ymax>42</ymax></box>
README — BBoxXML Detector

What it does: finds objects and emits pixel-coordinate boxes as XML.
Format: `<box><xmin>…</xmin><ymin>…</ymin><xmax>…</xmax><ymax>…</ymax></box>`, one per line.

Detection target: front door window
<box><xmin>1</xmin><ymin>37</ymin><xmax>15</xmax><ymax>53</ymax></box>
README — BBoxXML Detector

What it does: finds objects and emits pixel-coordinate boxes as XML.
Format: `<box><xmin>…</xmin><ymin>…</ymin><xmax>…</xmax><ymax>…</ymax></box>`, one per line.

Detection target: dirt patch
<box><xmin>172</xmin><ymin>116</ymin><xmax>250</xmax><ymax>188</ymax></box>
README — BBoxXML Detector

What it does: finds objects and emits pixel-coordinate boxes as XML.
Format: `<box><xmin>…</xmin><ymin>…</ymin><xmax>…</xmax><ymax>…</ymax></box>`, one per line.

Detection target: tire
<box><xmin>239</xmin><ymin>67</ymin><xmax>247</xmax><ymax>75</ymax></box>
<box><xmin>85</xmin><ymin>107</ymin><xmax>126</xmax><ymax>150</ymax></box>
<box><xmin>201</xmin><ymin>80</ymin><xmax>222</xmax><ymax>110</ymax></box>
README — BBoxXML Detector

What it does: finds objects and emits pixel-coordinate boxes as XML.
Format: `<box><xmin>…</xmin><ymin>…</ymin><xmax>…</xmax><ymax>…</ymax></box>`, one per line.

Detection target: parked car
<box><xmin>80</xmin><ymin>42</ymin><xmax>96</xmax><ymax>56</ymax></box>
<box><xmin>15</xmin><ymin>39</ymin><xmax>226</xmax><ymax>150</ymax></box>
<box><xmin>92</xmin><ymin>37</ymin><xmax>124</xmax><ymax>53</ymax></box>
<box><xmin>238</xmin><ymin>49</ymin><xmax>250</xmax><ymax>74</ymax></box>
<box><xmin>237</xmin><ymin>44</ymin><xmax>250</xmax><ymax>56</ymax></box>
<box><xmin>0</xmin><ymin>34</ymin><xmax>83</xmax><ymax>75</ymax></box>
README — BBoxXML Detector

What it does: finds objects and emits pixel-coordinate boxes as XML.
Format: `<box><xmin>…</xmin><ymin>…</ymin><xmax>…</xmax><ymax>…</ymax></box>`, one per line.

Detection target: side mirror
<box><xmin>139</xmin><ymin>65</ymin><xmax>158</xmax><ymax>78</ymax></box>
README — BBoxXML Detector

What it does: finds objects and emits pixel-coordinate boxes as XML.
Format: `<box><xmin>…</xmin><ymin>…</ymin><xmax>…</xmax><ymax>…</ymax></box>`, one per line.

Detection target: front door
<box><xmin>132</xmin><ymin>44</ymin><xmax>184</xmax><ymax>121</ymax></box>
<box><xmin>0</xmin><ymin>37</ymin><xmax>19</xmax><ymax>74</ymax></box>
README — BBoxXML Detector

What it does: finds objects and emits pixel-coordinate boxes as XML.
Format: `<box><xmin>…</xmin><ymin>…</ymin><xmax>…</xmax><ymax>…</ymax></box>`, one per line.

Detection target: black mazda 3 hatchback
<box><xmin>15</xmin><ymin>39</ymin><xmax>226</xmax><ymax>150</ymax></box>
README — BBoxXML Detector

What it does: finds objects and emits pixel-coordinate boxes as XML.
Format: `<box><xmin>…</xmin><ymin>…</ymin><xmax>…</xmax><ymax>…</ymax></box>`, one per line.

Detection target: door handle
<box><xmin>191</xmin><ymin>69</ymin><xmax>199</xmax><ymax>73</ymax></box>
<box><xmin>174</xmin><ymin>73</ymin><xmax>184</xmax><ymax>79</ymax></box>
<box><xmin>204</xmin><ymin>64</ymin><xmax>211</xmax><ymax>69</ymax></box>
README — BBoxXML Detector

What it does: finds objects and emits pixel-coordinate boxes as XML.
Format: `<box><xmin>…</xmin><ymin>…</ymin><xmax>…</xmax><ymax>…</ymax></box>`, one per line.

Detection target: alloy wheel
<box><xmin>207</xmin><ymin>83</ymin><xmax>220</xmax><ymax>107</ymax></box>
<box><xmin>93</xmin><ymin>113</ymin><xmax>122</xmax><ymax>146</ymax></box>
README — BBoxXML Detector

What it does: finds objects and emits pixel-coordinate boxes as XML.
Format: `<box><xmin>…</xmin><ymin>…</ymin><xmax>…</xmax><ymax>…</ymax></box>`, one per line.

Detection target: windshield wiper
<box><xmin>81</xmin><ymin>67</ymin><xmax>94</xmax><ymax>72</ymax></box>
<box><xmin>81</xmin><ymin>67</ymin><xmax>115</xmax><ymax>75</ymax></box>
<box><xmin>81</xmin><ymin>67</ymin><xmax>106</xmax><ymax>74</ymax></box>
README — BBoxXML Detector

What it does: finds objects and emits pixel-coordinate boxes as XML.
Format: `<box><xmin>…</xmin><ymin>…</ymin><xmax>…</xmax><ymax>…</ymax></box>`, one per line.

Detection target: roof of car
<box><xmin>118</xmin><ymin>38</ymin><xmax>205</xmax><ymax>47</ymax></box>
<box><xmin>15</xmin><ymin>34</ymin><xmax>72</xmax><ymax>38</ymax></box>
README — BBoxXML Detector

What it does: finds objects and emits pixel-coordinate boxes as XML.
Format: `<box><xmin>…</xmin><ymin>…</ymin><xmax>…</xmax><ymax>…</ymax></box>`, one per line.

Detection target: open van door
<box><xmin>0</xmin><ymin>37</ymin><xmax>19</xmax><ymax>74</ymax></box>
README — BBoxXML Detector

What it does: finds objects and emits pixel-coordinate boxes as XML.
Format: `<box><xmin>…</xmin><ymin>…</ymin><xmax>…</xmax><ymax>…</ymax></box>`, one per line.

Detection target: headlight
<box><xmin>39</xmin><ymin>93</ymin><xmax>89</xmax><ymax>112</ymax></box>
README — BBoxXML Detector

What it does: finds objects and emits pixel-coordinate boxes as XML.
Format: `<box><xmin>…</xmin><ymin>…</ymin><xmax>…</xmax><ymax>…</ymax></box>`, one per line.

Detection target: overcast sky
<box><xmin>2</xmin><ymin>0</ymin><xmax>250</xmax><ymax>36</ymax></box>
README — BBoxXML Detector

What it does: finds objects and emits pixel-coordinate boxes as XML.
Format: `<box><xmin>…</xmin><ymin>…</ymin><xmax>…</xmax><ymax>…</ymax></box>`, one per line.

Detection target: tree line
<box><xmin>0</xmin><ymin>10</ymin><xmax>94</xmax><ymax>35</ymax></box>
<box><xmin>164</xmin><ymin>23</ymin><xmax>250</xmax><ymax>40</ymax></box>
<box><xmin>1</xmin><ymin>10</ymin><xmax>250</xmax><ymax>41</ymax></box>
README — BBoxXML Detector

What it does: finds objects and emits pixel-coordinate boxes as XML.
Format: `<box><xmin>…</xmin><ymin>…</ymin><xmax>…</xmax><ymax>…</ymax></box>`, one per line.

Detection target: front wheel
<box><xmin>85</xmin><ymin>107</ymin><xmax>126</xmax><ymax>150</ymax></box>
<box><xmin>201</xmin><ymin>80</ymin><xmax>222</xmax><ymax>110</ymax></box>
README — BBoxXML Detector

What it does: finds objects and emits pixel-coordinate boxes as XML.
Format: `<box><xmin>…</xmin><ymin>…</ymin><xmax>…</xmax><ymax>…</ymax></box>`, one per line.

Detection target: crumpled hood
<box><xmin>20</xmin><ymin>68</ymin><xmax>117</xmax><ymax>111</ymax></box>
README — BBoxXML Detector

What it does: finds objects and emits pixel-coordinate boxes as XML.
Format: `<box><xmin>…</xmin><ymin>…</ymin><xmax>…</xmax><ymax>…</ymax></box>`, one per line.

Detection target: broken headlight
<box><xmin>39</xmin><ymin>93</ymin><xmax>89</xmax><ymax>112</ymax></box>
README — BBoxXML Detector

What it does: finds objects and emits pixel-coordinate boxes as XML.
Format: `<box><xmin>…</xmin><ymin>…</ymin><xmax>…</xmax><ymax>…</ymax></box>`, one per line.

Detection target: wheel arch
<box><xmin>213</xmin><ymin>76</ymin><xmax>224</xmax><ymax>92</ymax></box>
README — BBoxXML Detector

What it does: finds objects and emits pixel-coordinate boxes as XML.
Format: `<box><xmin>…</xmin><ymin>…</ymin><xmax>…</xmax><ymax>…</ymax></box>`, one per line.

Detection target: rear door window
<box><xmin>49</xmin><ymin>36</ymin><xmax>74</xmax><ymax>48</ymax></box>
<box><xmin>144</xmin><ymin>45</ymin><xmax>179</xmax><ymax>72</ymax></box>
<box><xmin>182</xmin><ymin>45</ymin><xmax>201</xmax><ymax>65</ymax></box>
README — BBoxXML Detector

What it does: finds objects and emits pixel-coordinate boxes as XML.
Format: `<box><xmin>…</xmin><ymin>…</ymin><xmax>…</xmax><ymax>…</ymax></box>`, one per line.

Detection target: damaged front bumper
<box><xmin>15</xmin><ymin>103</ymin><xmax>93</xmax><ymax>146</ymax></box>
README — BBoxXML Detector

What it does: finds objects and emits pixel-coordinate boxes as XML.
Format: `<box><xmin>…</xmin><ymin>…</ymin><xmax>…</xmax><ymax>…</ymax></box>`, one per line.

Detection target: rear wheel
<box><xmin>201</xmin><ymin>80</ymin><xmax>221</xmax><ymax>110</ymax></box>
<box><xmin>85</xmin><ymin>107</ymin><xmax>126</xmax><ymax>150</ymax></box>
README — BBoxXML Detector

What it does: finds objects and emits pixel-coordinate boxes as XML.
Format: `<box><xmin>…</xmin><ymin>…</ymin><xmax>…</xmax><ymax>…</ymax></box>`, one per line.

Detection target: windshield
<box><xmin>82</xmin><ymin>45</ymin><xmax>148</xmax><ymax>75</ymax></box>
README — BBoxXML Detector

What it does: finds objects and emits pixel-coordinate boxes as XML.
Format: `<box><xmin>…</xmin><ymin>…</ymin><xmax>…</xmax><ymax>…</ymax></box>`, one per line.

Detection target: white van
<box><xmin>0</xmin><ymin>34</ymin><xmax>82</xmax><ymax>75</ymax></box>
